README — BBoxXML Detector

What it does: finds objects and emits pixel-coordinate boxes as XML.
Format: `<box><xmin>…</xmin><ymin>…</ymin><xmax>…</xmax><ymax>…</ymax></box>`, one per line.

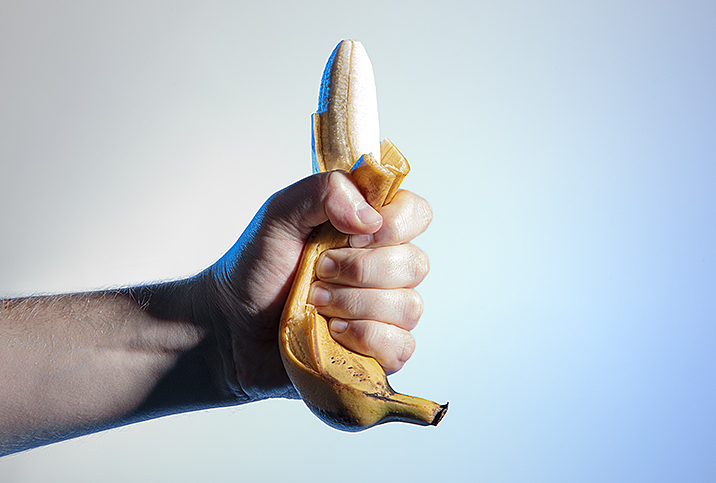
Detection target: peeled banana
<box><xmin>279</xmin><ymin>39</ymin><xmax>447</xmax><ymax>431</ymax></box>
<box><xmin>312</xmin><ymin>39</ymin><xmax>380</xmax><ymax>174</ymax></box>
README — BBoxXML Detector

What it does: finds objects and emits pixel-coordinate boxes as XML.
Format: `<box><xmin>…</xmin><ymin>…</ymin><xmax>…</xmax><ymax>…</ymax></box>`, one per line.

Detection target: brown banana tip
<box><xmin>431</xmin><ymin>402</ymin><xmax>449</xmax><ymax>426</ymax></box>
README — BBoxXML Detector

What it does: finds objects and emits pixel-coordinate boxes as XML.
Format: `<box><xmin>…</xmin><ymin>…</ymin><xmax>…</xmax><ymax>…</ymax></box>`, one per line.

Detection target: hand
<box><xmin>307</xmin><ymin>188</ymin><xmax>431</xmax><ymax>375</ymax></box>
<box><xmin>198</xmin><ymin>171</ymin><xmax>432</xmax><ymax>402</ymax></box>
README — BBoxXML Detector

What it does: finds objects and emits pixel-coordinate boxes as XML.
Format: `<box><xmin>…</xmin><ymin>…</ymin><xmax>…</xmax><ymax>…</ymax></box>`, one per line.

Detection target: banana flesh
<box><xmin>312</xmin><ymin>39</ymin><xmax>380</xmax><ymax>174</ymax></box>
<box><xmin>280</xmin><ymin>40</ymin><xmax>447</xmax><ymax>431</ymax></box>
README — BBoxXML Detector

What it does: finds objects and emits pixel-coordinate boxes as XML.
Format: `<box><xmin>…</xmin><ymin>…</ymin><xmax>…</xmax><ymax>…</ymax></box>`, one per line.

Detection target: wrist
<box><xmin>191</xmin><ymin>261</ymin><xmax>298</xmax><ymax>403</ymax></box>
<box><xmin>123</xmin><ymin>276</ymin><xmax>248</xmax><ymax>420</ymax></box>
<box><xmin>184</xmin><ymin>269</ymin><xmax>253</xmax><ymax>405</ymax></box>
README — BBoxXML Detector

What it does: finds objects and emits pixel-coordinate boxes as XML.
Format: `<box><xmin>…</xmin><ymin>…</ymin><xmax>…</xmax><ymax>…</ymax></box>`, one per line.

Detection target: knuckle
<box><xmin>355</xmin><ymin>254</ymin><xmax>373</xmax><ymax>287</ymax></box>
<box><xmin>366</xmin><ymin>321</ymin><xmax>391</xmax><ymax>352</ymax></box>
<box><xmin>340</xmin><ymin>249</ymin><xmax>385</xmax><ymax>288</ymax></box>
<box><xmin>375</xmin><ymin>325</ymin><xmax>393</xmax><ymax>353</ymax></box>
<box><xmin>322</xmin><ymin>171</ymin><xmax>343</xmax><ymax>205</ymax></box>
<box><xmin>325</xmin><ymin>169</ymin><xmax>349</xmax><ymax>191</ymax></box>
<box><xmin>340</xmin><ymin>319</ymin><xmax>366</xmax><ymax>352</ymax></box>
<box><xmin>376</xmin><ymin>192</ymin><xmax>433</xmax><ymax>246</ymax></box>
<box><xmin>355</xmin><ymin>320</ymin><xmax>380</xmax><ymax>354</ymax></box>
<box><xmin>394</xmin><ymin>209</ymin><xmax>411</xmax><ymax>240</ymax></box>
<box><xmin>403</xmin><ymin>290</ymin><xmax>423</xmax><ymax>328</ymax></box>
<box><xmin>381</xmin><ymin>211</ymin><xmax>407</xmax><ymax>244</ymax></box>
<box><xmin>410</xmin><ymin>246</ymin><xmax>430</xmax><ymax>284</ymax></box>
<box><xmin>352</xmin><ymin>321</ymin><xmax>415</xmax><ymax>374</ymax></box>
<box><xmin>399</xmin><ymin>333</ymin><xmax>416</xmax><ymax>363</ymax></box>
<box><xmin>323</xmin><ymin>171</ymin><xmax>363</xmax><ymax>230</ymax></box>
<box><xmin>339</xmin><ymin>250</ymin><xmax>372</xmax><ymax>287</ymax></box>
<box><xmin>418</xmin><ymin>195</ymin><xmax>434</xmax><ymax>227</ymax></box>
<box><xmin>343</xmin><ymin>290</ymin><xmax>363</xmax><ymax>316</ymax></box>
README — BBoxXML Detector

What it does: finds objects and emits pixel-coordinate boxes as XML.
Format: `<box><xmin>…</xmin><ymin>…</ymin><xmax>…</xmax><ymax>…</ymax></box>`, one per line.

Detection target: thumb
<box><xmin>264</xmin><ymin>171</ymin><xmax>382</xmax><ymax>239</ymax></box>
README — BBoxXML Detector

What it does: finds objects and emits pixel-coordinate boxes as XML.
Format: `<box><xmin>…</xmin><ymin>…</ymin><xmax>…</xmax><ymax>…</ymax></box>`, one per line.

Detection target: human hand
<box><xmin>198</xmin><ymin>171</ymin><xmax>432</xmax><ymax>402</ymax></box>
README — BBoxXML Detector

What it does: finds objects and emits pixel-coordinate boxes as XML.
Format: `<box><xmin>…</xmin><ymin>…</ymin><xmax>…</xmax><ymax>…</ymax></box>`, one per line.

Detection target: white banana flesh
<box><xmin>313</xmin><ymin>40</ymin><xmax>381</xmax><ymax>174</ymax></box>
<box><xmin>280</xmin><ymin>39</ymin><xmax>447</xmax><ymax>431</ymax></box>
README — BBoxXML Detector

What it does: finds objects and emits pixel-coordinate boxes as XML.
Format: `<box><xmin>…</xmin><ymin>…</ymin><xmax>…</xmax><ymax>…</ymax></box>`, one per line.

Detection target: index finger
<box><xmin>349</xmin><ymin>190</ymin><xmax>433</xmax><ymax>248</ymax></box>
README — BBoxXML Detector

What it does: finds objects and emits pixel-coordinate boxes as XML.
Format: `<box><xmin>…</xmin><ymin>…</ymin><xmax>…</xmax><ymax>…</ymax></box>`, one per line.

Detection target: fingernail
<box><xmin>330</xmin><ymin>318</ymin><xmax>348</xmax><ymax>334</ymax></box>
<box><xmin>356</xmin><ymin>201</ymin><xmax>381</xmax><ymax>226</ymax></box>
<box><xmin>316</xmin><ymin>254</ymin><xmax>338</xmax><ymax>279</ymax></box>
<box><xmin>350</xmin><ymin>234</ymin><xmax>373</xmax><ymax>248</ymax></box>
<box><xmin>309</xmin><ymin>286</ymin><xmax>331</xmax><ymax>306</ymax></box>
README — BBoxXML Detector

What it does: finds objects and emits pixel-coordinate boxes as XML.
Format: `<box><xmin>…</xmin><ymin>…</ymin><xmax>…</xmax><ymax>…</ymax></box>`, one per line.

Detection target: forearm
<box><xmin>0</xmin><ymin>280</ymin><xmax>229</xmax><ymax>455</ymax></box>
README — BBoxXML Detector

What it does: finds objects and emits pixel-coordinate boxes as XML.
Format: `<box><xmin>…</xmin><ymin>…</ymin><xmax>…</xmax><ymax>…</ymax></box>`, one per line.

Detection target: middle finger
<box><xmin>316</xmin><ymin>244</ymin><xmax>429</xmax><ymax>289</ymax></box>
<box><xmin>307</xmin><ymin>283</ymin><xmax>423</xmax><ymax>331</ymax></box>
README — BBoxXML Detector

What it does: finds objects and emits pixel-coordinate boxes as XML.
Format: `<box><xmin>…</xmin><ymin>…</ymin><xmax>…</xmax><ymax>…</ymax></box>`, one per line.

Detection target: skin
<box><xmin>0</xmin><ymin>170</ymin><xmax>432</xmax><ymax>456</ymax></box>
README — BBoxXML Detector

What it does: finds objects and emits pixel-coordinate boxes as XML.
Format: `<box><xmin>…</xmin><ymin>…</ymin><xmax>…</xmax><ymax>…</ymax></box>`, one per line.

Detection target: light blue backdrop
<box><xmin>1</xmin><ymin>1</ymin><xmax>715</xmax><ymax>481</ymax></box>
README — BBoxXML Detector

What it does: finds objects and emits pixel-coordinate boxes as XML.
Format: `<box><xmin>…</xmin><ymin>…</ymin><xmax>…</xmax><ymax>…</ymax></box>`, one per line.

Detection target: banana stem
<box><xmin>381</xmin><ymin>393</ymin><xmax>449</xmax><ymax>427</ymax></box>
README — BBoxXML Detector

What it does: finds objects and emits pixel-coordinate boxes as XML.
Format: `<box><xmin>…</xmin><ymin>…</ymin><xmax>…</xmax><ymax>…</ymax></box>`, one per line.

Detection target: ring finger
<box><xmin>316</xmin><ymin>243</ymin><xmax>429</xmax><ymax>289</ymax></box>
<box><xmin>308</xmin><ymin>282</ymin><xmax>423</xmax><ymax>331</ymax></box>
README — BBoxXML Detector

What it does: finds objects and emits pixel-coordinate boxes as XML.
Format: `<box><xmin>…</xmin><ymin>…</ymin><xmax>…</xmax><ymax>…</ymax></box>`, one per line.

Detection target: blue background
<box><xmin>1</xmin><ymin>1</ymin><xmax>715</xmax><ymax>481</ymax></box>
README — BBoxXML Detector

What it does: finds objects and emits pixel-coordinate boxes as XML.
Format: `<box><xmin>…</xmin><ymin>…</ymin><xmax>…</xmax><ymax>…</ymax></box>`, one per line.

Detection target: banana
<box><xmin>279</xmin><ymin>39</ymin><xmax>447</xmax><ymax>431</ymax></box>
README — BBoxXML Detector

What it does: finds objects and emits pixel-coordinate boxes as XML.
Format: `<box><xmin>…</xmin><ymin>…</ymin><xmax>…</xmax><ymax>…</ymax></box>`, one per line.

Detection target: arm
<box><xmin>0</xmin><ymin>281</ymin><xmax>227</xmax><ymax>455</ymax></box>
<box><xmin>0</xmin><ymin>170</ymin><xmax>432</xmax><ymax>455</ymax></box>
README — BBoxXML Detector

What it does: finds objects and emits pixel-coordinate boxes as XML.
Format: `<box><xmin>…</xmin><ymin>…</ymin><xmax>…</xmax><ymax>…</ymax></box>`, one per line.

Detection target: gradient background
<box><xmin>1</xmin><ymin>1</ymin><xmax>715</xmax><ymax>481</ymax></box>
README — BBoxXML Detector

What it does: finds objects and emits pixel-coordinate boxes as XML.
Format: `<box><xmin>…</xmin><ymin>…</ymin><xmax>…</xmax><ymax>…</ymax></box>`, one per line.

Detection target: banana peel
<box><xmin>280</xmin><ymin>139</ymin><xmax>447</xmax><ymax>431</ymax></box>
